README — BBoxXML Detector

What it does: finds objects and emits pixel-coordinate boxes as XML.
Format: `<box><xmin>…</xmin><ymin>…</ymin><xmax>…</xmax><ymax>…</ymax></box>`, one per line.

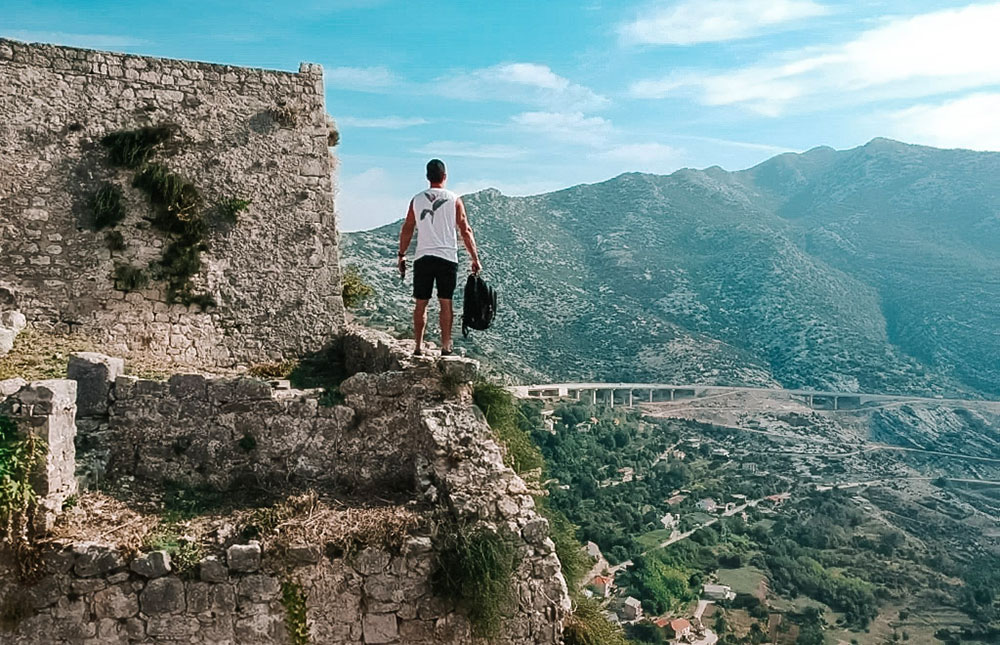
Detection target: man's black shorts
<box><xmin>413</xmin><ymin>255</ymin><xmax>458</xmax><ymax>300</ymax></box>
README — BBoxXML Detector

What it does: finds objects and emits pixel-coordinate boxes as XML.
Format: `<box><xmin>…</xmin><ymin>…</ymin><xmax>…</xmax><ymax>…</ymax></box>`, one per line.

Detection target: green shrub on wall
<box><xmin>98</xmin><ymin>125</ymin><xmax>219</xmax><ymax>310</ymax></box>
<box><xmin>113</xmin><ymin>264</ymin><xmax>150</xmax><ymax>292</ymax></box>
<box><xmin>101</xmin><ymin>125</ymin><xmax>174</xmax><ymax>169</ymax></box>
<box><xmin>133</xmin><ymin>163</ymin><xmax>203</xmax><ymax>229</ymax></box>
<box><xmin>472</xmin><ymin>381</ymin><xmax>544</xmax><ymax>474</ymax></box>
<box><xmin>563</xmin><ymin>596</ymin><xmax>629</xmax><ymax>645</ymax></box>
<box><xmin>90</xmin><ymin>183</ymin><xmax>127</xmax><ymax>229</ymax></box>
<box><xmin>217</xmin><ymin>197</ymin><xmax>252</xmax><ymax>224</ymax></box>
<box><xmin>432</xmin><ymin>522</ymin><xmax>521</xmax><ymax>638</ymax></box>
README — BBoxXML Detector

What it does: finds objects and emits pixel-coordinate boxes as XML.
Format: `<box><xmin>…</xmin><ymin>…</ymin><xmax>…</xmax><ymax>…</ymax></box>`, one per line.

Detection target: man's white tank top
<box><xmin>412</xmin><ymin>187</ymin><xmax>459</xmax><ymax>263</ymax></box>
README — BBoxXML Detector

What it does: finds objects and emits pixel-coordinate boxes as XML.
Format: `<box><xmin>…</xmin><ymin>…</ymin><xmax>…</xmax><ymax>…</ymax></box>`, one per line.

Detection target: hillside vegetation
<box><xmin>344</xmin><ymin>139</ymin><xmax>1000</xmax><ymax>398</ymax></box>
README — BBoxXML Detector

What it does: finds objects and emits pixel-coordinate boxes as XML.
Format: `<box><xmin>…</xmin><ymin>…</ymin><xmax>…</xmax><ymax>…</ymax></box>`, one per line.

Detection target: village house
<box><xmin>666</xmin><ymin>494</ymin><xmax>687</xmax><ymax>506</ymax></box>
<box><xmin>660</xmin><ymin>512</ymin><xmax>678</xmax><ymax>530</ymax></box>
<box><xmin>703</xmin><ymin>583</ymin><xmax>737</xmax><ymax>601</ymax></box>
<box><xmin>622</xmin><ymin>597</ymin><xmax>643</xmax><ymax>621</ymax></box>
<box><xmin>667</xmin><ymin>617</ymin><xmax>693</xmax><ymax>641</ymax></box>
<box><xmin>590</xmin><ymin>575</ymin><xmax>613</xmax><ymax>598</ymax></box>
<box><xmin>696</xmin><ymin>498</ymin><xmax>718</xmax><ymax>513</ymax></box>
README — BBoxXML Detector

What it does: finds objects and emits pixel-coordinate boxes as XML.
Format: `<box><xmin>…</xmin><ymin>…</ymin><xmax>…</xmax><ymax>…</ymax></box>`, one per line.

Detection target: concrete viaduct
<box><xmin>506</xmin><ymin>383</ymin><xmax>998</xmax><ymax>412</ymax></box>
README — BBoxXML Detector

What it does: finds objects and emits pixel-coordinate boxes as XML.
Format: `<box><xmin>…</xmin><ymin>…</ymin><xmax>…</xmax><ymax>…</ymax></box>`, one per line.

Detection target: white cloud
<box><xmin>414</xmin><ymin>140</ymin><xmax>526</xmax><ymax>160</ymax></box>
<box><xmin>436</xmin><ymin>63</ymin><xmax>610</xmax><ymax>112</ymax></box>
<box><xmin>592</xmin><ymin>142</ymin><xmax>682</xmax><ymax>172</ymax></box>
<box><xmin>619</xmin><ymin>0</ymin><xmax>830</xmax><ymax>45</ymax></box>
<box><xmin>4</xmin><ymin>30</ymin><xmax>148</xmax><ymax>50</ymax></box>
<box><xmin>629</xmin><ymin>3</ymin><xmax>1000</xmax><ymax>115</ymax></box>
<box><xmin>337</xmin><ymin>167</ymin><xmax>411</xmax><ymax>232</ymax></box>
<box><xmin>322</xmin><ymin>65</ymin><xmax>397</xmax><ymax>91</ymax></box>
<box><xmin>510</xmin><ymin>111</ymin><xmax>613</xmax><ymax>144</ymax></box>
<box><xmin>338</xmin><ymin>116</ymin><xmax>428</xmax><ymax>128</ymax></box>
<box><xmin>890</xmin><ymin>93</ymin><xmax>1000</xmax><ymax>152</ymax></box>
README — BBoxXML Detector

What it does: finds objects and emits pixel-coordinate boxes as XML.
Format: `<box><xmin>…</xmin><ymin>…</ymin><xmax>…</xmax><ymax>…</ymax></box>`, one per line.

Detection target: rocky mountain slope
<box><xmin>343</xmin><ymin>139</ymin><xmax>1000</xmax><ymax>397</ymax></box>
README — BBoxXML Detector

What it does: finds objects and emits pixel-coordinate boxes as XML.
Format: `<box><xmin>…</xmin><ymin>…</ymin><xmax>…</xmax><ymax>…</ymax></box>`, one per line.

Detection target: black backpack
<box><xmin>461</xmin><ymin>274</ymin><xmax>497</xmax><ymax>337</ymax></box>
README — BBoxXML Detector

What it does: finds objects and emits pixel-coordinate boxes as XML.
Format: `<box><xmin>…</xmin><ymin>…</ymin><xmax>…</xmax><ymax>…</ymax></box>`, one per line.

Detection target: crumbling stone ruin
<box><xmin>0</xmin><ymin>38</ymin><xmax>344</xmax><ymax>368</ymax></box>
<box><xmin>0</xmin><ymin>329</ymin><xmax>571</xmax><ymax>644</ymax></box>
<box><xmin>0</xmin><ymin>39</ymin><xmax>572</xmax><ymax>645</ymax></box>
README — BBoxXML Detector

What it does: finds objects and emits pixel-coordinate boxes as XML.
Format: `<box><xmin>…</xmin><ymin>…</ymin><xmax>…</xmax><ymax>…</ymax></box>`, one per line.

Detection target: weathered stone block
<box><xmin>93</xmin><ymin>585</ymin><xmax>139</xmax><ymax>619</ymax></box>
<box><xmin>438</xmin><ymin>356</ymin><xmax>479</xmax><ymax>384</ymax></box>
<box><xmin>199</xmin><ymin>555</ymin><xmax>228</xmax><ymax>582</ymax></box>
<box><xmin>130</xmin><ymin>550</ymin><xmax>171</xmax><ymax>578</ymax></box>
<box><xmin>352</xmin><ymin>547</ymin><xmax>390</xmax><ymax>576</ymax></box>
<box><xmin>147</xmin><ymin>614</ymin><xmax>199</xmax><ymax>638</ymax></box>
<box><xmin>236</xmin><ymin>573</ymin><xmax>280</xmax><ymax>603</ymax></box>
<box><xmin>0</xmin><ymin>327</ymin><xmax>17</xmax><ymax>356</ymax></box>
<box><xmin>73</xmin><ymin>543</ymin><xmax>125</xmax><ymax>577</ymax></box>
<box><xmin>362</xmin><ymin>613</ymin><xmax>398</xmax><ymax>644</ymax></box>
<box><xmin>168</xmin><ymin>373</ymin><xmax>208</xmax><ymax>399</ymax></box>
<box><xmin>0</xmin><ymin>377</ymin><xmax>27</xmax><ymax>396</ymax></box>
<box><xmin>187</xmin><ymin>581</ymin><xmax>236</xmax><ymax>614</ymax></box>
<box><xmin>67</xmin><ymin>352</ymin><xmax>125</xmax><ymax>417</ymax></box>
<box><xmin>0</xmin><ymin>310</ymin><xmax>26</xmax><ymax>331</ymax></box>
<box><xmin>226</xmin><ymin>542</ymin><xmax>261</xmax><ymax>572</ymax></box>
<box><xmin>139</xmin><ymin>576</ymin><xmax>186</xmax><ymax>614</ymax></box>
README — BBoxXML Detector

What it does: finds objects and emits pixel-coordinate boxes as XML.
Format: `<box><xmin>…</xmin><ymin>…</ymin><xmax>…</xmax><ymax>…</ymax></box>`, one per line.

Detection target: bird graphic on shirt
<box><xmin>420</xmin><ymin>193</ymin><xmax>449</xmax><ymax>223</ymax></box>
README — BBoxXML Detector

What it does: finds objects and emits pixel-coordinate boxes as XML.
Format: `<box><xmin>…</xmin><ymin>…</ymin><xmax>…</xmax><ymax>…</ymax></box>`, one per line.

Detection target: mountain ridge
<box><xmin>343</xmin><ymin>139</ymin><xmax>1000</xmax><ymax>397</ymax></box>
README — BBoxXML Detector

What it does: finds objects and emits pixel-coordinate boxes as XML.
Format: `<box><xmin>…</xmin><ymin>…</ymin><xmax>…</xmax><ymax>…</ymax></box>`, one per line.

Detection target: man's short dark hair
<box><xmin>426</xmin><ymin>159</ymin><xmax>446</xmax><ymax>183</ymax></box>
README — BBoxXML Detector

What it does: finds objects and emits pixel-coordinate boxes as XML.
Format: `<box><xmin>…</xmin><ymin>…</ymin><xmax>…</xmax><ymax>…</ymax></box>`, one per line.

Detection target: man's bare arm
<box><xmin>456</xmin><ymin>197</ymin><xmax>482</xmax><ymax>273</ymax></box>
<box><xmin>398</xmin><ymin>201</ymin><xmax>416</xmax><ymax>273</ymax></box>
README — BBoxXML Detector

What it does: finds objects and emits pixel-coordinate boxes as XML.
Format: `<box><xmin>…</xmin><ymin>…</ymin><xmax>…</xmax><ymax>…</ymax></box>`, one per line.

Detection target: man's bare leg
<box><xmin>440</xmin><ymin>298</ymin><xmax>453</xmax><ymax>352</ymax></box>
<box><xmin>414</xmin><ymin>299</ymin><xmax>429</xmax><ymax>354</ymax></box>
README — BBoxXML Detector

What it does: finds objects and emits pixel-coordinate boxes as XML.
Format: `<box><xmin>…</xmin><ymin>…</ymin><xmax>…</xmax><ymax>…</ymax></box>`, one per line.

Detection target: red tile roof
<box><xmin>670</xmin><ymin>618</ymin><xmax>691</xmax><ymax>632</ymax></box>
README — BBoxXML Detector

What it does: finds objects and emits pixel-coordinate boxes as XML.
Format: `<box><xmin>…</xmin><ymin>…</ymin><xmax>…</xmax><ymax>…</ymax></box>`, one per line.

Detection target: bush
<box><xmin>0</xmin><ymin>415</ymin><xmax>46</xmax><ymax>543</ymax></box>
<box><xmin>217</xmin><ymin>197</ymin><xmax>251</xmax><ymax>224</ymax></box>
<box><xmin>91</xmin><ymin>183</ymin><xmax>127</xmax><ymax>229</ymax></box>
<box><xmin>113</xmin><ymin>264</ymin><xmax>150</xmax><ymax>292</ymax></box>
<box><xmin>473</xmin><ymin>381</ymin><xmax>544</xmax><ymax>474</ymax></box>
<box><xmin>432</xmin><ymin>522</ymin><xmax>520</xmax><ymax>638</ymax></box>
<box><xmin>133</xmin><ymin>163</ymin><xmax>203</xmax><ymax>230</ymax></box>
<box><xmin>156</xmin><ymin>240</ymin><xmax>213</xmax><ymax>308</ymax></box>
<box><xmin>105</xmin><ymin>230</ymin><xmax>126</xmax><ymax>252</ymax></box>
<box><xmin>143</xmin><ymin>524</ymin><xmax>202</xmax><ymax>576</ymax></box>
<box><xmin>101</xmin><ymin>125</ymin><xmax>173</xmax><ymax>168</ymax></box>
<box><xmin>341</xmin><ymin>265</ymin><xmax>374</xmax><ymax>309</ymax></box>
<box><xmin>563</xmin><ymin>596</ymin><xmax>629</xmax><ymax>645</ymax></box>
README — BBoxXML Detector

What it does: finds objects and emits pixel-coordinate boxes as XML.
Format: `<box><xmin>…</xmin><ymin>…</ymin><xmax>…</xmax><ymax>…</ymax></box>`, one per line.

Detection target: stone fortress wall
<box><xmin>0</xmin><ymin>328</ymin><xmax>571</xmax><ymax>644</ymax></box>
<box><xmin>0</xmin><ymin>38</ymin><xmax>344</xmax><ymax>368</ymax></box>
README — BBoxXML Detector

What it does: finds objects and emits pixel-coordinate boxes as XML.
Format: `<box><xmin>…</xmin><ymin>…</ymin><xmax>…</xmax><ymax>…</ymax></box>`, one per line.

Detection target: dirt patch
<box><xmin>44</xmin><ymin>491</ymin><xmax>158</xmax><ymax>553</ymax></box>
<box><xmin>42</xmin><ymin>489</ymin><xmax>426</xmax><ymax>563</ymax></box>
<box><xmin>0</xmin><ymin>325</ymin><xmax>241</xmax><ymax>383</ymax></box>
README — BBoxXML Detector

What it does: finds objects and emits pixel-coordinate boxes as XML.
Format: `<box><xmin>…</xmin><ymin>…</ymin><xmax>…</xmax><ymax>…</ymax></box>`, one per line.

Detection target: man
<box><xmin>398</xmin><ymin>159</ymin><xmax>482</xmax><ymax>356</ymax></box>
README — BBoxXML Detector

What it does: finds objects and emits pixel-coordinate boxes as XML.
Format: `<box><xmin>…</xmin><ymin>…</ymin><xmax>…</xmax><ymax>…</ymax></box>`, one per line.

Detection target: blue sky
<box><xmin>5</xmin><ymin>1</ymin><xmax>1000</xmax><ymax>230</ymax></box>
